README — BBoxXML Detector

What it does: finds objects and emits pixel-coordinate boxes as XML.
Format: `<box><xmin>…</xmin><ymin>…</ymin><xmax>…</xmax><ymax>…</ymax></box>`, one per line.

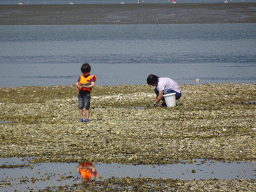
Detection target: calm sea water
<box><xmin>1</xmin><ymin>0</ymin><xmax>256</xmax><ymax>5</ymax></box>
<box><xmin>0</xmin><ymin>24</ymin><xmax>256</xmax><ymax>87</ymax></box>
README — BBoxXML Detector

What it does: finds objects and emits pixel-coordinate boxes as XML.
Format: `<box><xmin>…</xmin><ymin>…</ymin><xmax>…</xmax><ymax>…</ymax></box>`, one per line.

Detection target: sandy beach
<box><xmin>1</xmin><ymin>3</ymin><xmax>256</xmax><ymax>25</ymax></box>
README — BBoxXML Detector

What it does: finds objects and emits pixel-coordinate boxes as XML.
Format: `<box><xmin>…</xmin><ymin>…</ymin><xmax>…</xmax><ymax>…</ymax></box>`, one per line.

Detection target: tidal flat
<box><xmin>1</xmin><ymin>3</ymin><xmax>256</xmax><ymax>25</ymax></box>
<box><xmin>0</xmin><ymin>83</ymin><xmax>255</xmax><ymax>190</ymax></box>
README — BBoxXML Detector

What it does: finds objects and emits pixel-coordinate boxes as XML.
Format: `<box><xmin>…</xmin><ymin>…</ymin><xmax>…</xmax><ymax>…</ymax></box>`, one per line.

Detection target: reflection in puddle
<box><xmin>0</xmin><ymin>158</ymin><xmax>255</xmax><ymax>191</ymax></box>
<box><xmin>77</xmin><ymin>162</ymin><xmax>97</xmax><ymax>182</ymax></box>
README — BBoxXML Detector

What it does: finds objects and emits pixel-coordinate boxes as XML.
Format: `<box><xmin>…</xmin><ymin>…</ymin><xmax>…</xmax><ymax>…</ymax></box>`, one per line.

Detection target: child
<box><xmin>147</xmin><ymin>74</ymin><xmax>181</xmax><ymax>107</ymax></box>
<box><xmin>76</xmin><ymin>63</ymin><xmax>96</xmax><ymax>122</ymax></box>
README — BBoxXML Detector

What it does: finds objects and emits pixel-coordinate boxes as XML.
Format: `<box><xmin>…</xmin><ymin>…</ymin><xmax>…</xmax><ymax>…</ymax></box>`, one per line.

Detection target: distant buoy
<box><xmin>172</xmin><ymin>0</ymin><xmax>176</xmax><ymax>3</ymax></box>
<box><xmin>224</xmin><ymin>0</ymin><xmax>228</xmax><ymax>3</ymax></box>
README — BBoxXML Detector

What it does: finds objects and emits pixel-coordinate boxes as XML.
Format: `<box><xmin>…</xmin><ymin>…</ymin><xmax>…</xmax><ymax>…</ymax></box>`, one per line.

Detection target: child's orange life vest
<box><xmin>78</xmin><ymin>75</ymin><xmax>97</xmax><ymax>92</ymax></box>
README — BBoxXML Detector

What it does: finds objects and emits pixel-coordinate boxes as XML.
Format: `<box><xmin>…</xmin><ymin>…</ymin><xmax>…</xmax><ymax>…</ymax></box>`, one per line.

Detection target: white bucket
<box><xmin>163</xmin><ymin>93</ymin><xmax>176</xmax><ymax>107</ymax></box>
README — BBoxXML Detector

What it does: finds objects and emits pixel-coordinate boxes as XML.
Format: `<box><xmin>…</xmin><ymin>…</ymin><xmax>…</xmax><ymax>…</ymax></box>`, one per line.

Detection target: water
<box><xmin>0</xmin><ymin>157</ymin><xmax>255</xmax><ymax>191</ymax></box>
<box><xmin>1</xmin><ymin>0</ymin><xmax>256</xmax><ymax>5</ymax></box>
<box><xmin>1</xmin><ymin>24</ymin><xmax>255</xmax><ymax>87</ymax></box>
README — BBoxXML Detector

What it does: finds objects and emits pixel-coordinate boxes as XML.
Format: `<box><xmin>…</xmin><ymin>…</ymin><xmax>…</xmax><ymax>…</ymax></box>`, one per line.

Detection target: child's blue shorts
<box><xmin>78</xmin><ymin>91</ymin><xmax>90</xmax><ymax>109</ymax></box>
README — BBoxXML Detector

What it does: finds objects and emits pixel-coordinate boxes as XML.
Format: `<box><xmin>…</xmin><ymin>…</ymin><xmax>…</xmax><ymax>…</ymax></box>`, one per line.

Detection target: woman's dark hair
<box><xmin>147</xmin><ymin>74</ymin><xmax>159</xmax><ymax>85</ymax></box>
<box><xmin>81</xmin><ymin>63</ymin><xmax>91</xmax><ymax>73</ymax></box>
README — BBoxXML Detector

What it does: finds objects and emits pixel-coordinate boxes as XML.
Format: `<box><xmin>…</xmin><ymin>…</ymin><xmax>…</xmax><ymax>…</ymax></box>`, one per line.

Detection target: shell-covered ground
<box><xmin>0</xmin><ymin>83</ymin><xmax>256</xmax><ymax>190</ymax></box>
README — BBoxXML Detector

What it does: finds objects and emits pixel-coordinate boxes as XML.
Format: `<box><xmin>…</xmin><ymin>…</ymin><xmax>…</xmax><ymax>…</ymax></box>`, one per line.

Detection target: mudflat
<box><xmin>1</xmin><ymin>83</ymin><xmax>256</xmax><ymax>190</ymax></box>
<box><xmin>1</xmin><ymin>3</ymin><xmax>256</xmax><ymax>25</ymax></box>
<box><xmin>1</xmin><ymin>83</ymin><xmax>255</xmax><ymax>164</ymax></box>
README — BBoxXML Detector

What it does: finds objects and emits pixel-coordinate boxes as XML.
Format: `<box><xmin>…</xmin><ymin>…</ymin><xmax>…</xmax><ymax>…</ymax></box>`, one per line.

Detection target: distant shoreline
<box><xmin>1</xmin><ymin>3</ymin><xmax>256</xmax><ymax>25</ymax></box>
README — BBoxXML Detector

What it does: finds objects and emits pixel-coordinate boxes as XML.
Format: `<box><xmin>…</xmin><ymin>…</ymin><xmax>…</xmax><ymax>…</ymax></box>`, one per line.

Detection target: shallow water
<box><xmin>0</xmin><ymin>157</ymin><xmax>255</xmax><ymax>191</ymax></box>
<box><xmin>0</xmin><ymin>121</ymin><xmax>12</xmax><ymax>124</ymax></box>
<box><xmin>0</xmin><ymin>24</ymin><xmax>256</xmax><ymax>88</ymax></box>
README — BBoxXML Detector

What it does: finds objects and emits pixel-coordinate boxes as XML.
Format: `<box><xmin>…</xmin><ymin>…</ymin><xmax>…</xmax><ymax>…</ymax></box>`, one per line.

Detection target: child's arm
<box><xmin>76</xmin><ymin>82</ymin><xmax>82</xmax><ymax>90</ymax></box>
<box><xmin>82</xmin><ymin>82</ymin><xmax>95</xmax><ymax>89</ymax></box>
<box><xmin>156</xmin><ymin>91</ymin><xmax>163</xmax><ymax>103</ymax></box>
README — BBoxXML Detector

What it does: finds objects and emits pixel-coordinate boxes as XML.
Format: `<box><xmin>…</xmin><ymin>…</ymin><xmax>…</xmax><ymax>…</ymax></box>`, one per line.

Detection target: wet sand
<box><xmin>0</xmin><ymin>83</ymin><xmax>256</xmax><ymax>191</ymax></box>
<box><xmin>1</xmin><ymin>3</ymin><xmax>256</xmax><ymax>25</ymax></box>
<box><xmin>1</xmin><ymin>83</ymin><xmax>255</xmax><ymax>163</ymax></box>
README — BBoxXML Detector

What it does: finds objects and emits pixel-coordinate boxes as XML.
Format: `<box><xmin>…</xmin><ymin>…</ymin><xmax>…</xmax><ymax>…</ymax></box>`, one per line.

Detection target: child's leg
<box><xmin>80</xmin><ymin>108</ymin><xmax>83</xmax><ymax>119</ymax></box>
<box><xmin>85</xmin><ymin>109</ymin><xmax>89</xmax><ymax>119</ymax></box>
<box><xmin>84</xmin><ymin>92</ymin><xmax>91</xmax><ymax>121</ymax></box>
<box><xmin>78</xmin><ymin>92</ymin><xmax>84</xmax><ymax>120</ymax></box>
<box><xmin>176</xmin><ymin>92</ymin><xmax>182</xmax><ymax>100</ymax></box>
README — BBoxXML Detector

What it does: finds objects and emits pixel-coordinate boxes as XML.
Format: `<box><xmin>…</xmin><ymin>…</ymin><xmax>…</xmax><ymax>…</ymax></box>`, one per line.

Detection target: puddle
<box><xmin>0</xmin><ymin>158</ymin><xmax>255</xmax><ymax>191</ymax></box>
<box><xmin>128</xmin><ymin>106</ymin><xmax>148</xmax><ymax>109</ymax></box>
<box><xmin>0</xmin><ymin>121</ymin><xmax>12</xmax><ymax>124</ymax></box>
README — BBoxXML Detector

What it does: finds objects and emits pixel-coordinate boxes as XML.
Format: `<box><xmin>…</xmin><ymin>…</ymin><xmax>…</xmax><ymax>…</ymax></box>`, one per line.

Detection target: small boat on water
<box><xmin>224</xmin><ymin>0</ymin><xmax>228</xmax><ymax>3</ymax></box>
<box><xmin>172</xmin><ymin>0</ymin><xmax>177</xmax><ymax>3</ymax></box>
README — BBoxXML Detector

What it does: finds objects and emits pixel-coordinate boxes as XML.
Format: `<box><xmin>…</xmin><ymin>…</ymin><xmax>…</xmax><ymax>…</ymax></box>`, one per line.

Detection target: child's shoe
<box><xmin>79</xmin><ymin>118</ymin><xmax>83</xmax><ymax>122</ymax></box>
<box><xmin>84</xmin><ymin>118</ymin><xmax>90</xmax><ymax>122</ymax></box>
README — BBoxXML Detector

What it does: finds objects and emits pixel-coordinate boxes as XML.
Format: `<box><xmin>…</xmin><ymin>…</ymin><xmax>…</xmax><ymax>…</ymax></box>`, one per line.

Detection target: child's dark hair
<box><xmin>147</xmin><ymin>74</ymin><xmax>159</xmax><ymax>85</ymax></box>
<box><xmin>81</xmin><ymin>63</ymin><xmax>91</xmax><ymax>73</ymax></box>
